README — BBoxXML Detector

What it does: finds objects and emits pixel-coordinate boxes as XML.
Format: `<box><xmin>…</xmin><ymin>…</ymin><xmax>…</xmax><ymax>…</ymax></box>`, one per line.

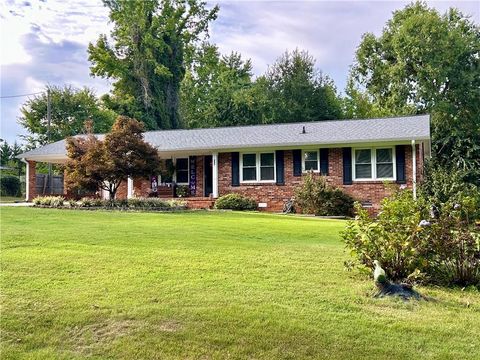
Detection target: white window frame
<box><xmin>240</xmin><ymin>152</ymin><xmax>276</xmax><ymax>183</ymax></box>
<box><xmin>175</xmin><ymin>157</ymin><xmax>190</xmax><ymax>185</ymax></box>
<box><xmin>352</xmin><ymin>147</ymin><xmax>396</xmax><ymax>181</ymax></box>
<box><xmin>302</xmin><ymin>150</ymin><xmax>320</xmax><ymax>173</ymax></box>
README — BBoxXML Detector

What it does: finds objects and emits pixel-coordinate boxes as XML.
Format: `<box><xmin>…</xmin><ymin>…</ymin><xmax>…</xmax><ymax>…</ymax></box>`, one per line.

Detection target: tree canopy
<box><xmin>348</xmin><ymin>1</ymin><xmax>480</xmax><ymax>183</ymax></box>
<box><xmin>0</xmin><ymin>140</ymin><xmax>25</xmax><ymax>176</ymax></box>
<box><xmin>18</xmin><ymin>85</ymin><xmax>116</xmax><ymax>147</ymax></box>
<box><xmin>263</xmin><ymin>49</ymin><xmax>344</xmax><ymax>123</ymax></box>
<box><xmin>181</xmin><ymin>46</ymin><xmax>344</xmax><ymax>128</ymax></box>
<box><xmin>65</xmin><ymin>116</ymin><xmax>161</xmax><ymax>199</ymax></box>
<box><xmin>181</xmin><ymin>42</ymin><xmax>270</xmax><ymax>128</ymax></box>
<box><xmin>88</xmin><ymin>0</ymin><xmax>219</xmax><ymax>130</ymax></box>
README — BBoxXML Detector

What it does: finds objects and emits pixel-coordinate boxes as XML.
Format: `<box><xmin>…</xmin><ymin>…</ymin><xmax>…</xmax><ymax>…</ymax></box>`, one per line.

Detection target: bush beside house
<box><xmin>342</xmin><ymin>187</ymin><xmax>480</xmax><ymax>287</ymax></box>
<box><xmin>214</xmin><ymin>194</ymin><xmax>257</xmax><ymax>211</ymax></box>
<box><xmin>294</xmin><ymin>173</ymin><xmax>354</xmax><ymax>216</ymax></box>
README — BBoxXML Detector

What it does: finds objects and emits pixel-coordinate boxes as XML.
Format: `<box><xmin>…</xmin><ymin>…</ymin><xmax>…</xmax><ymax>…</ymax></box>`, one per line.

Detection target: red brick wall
<box><xmin>27</xmin><ymin>161</ymin><xmax>37</xmax><ymax>201</ymax></box>
<box><xmin>116</xmin><ymin>180</ymin><xmax>128</xmax><ymax>199</ymax></box>
<box><xmin>194</xmin><ymin>156</ymin><xmax>204</xmax><ymax>197</ymax></box>
<box><xmin>217</xmin><ymin>145</ymin><xmax>424</xmax><ymax>213</ymax></box>
<box><xmin>133</xmin><ymin>178</ymin><xmax>151</xmax><ymax>197</ymax></box>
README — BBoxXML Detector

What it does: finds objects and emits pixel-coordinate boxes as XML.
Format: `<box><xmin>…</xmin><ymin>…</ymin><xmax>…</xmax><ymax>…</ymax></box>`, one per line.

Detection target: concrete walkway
<box><xmin>0</xmin><ymin>202</ymin><xmax>33</xmax><ymax>207</ymax></box>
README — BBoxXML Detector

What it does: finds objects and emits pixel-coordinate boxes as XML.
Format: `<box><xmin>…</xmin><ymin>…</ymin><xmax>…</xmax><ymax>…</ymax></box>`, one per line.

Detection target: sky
<box><xmin>1</xmin><ymin>0</ymin><xmax>479</xmax><ymax>144</ymax></box>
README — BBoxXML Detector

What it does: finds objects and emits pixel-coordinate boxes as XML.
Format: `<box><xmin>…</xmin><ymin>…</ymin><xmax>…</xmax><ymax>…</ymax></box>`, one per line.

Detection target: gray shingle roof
<box><xmin>18</xmin><ymin>115</ymin><xmax>430</xmax><ymax>161</ymax></box>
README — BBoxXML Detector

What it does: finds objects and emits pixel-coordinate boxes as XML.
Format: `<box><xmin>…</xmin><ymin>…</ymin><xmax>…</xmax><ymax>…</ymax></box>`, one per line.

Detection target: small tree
<box><xmin>65</xmin><ymin>116</ymin><xmax>161</xmax><ymax>199</ymax></box>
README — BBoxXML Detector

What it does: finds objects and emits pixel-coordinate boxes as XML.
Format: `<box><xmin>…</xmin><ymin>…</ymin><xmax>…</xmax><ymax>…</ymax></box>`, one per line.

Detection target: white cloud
<box><xmin>0</xmin><ymin>0</ymin><xmax>478</xmax><ymax>143</ymax></box>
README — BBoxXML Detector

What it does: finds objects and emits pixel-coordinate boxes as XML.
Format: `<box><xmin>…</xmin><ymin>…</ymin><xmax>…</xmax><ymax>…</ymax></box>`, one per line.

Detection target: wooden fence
<box><xmin>35</xmin><ymin>174</ymin><xmax>64</xmax><ymax>195</ymax></box>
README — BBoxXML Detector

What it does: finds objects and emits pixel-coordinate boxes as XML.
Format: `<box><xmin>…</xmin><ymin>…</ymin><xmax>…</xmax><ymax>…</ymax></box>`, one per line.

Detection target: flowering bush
<box><xmin>342</xmin><ymin>189</ymin><xmax>480</xmax><ymax>286</ymax></box>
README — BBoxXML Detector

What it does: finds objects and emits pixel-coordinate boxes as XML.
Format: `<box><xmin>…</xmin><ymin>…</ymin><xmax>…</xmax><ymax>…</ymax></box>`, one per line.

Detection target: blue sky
<box><xmin>1</xmin><ymin>0</ymin><xmax>479</xmax><ymax>144</ymax></box>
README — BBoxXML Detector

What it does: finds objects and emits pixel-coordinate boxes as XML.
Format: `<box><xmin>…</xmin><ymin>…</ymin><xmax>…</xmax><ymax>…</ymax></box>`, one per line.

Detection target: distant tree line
<box><xmin>18</xmin><ymin>1</ymin><xmax>480</xmax><ymax>185</ymax></box>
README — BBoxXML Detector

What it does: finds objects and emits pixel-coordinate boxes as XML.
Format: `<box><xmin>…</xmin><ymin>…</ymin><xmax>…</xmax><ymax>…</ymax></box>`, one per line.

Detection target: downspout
<box><xmin>21</xmin><ymin>158</ymin><xmax>29</xmax><ymax>202</ymax></box>
<box><xmin>411</xmin><ymin>140</ymin><xmax>417</xmax><ymax>200</ymax></box>
<box><xmin>127</xmin><ymin>177</ymin><xmax>134</xmax><ymax>199</ymax></box>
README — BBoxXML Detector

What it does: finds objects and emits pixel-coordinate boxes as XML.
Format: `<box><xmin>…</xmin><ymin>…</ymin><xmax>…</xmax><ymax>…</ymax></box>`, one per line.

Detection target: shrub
<box><xmin>427</xmin><ymin>197</ymin><xmax>480</xmax><ymax>286</ymax></box>
<box><xmin>127</xmin><ymin>197</ymin><xmax>169</xmax><ymax>209</ymax></box>
<box><xmin>214</xmin><ymin>193</ymin><xmax>257</xmax><ymax>211</ymax></box>
<box><xmin>33</xmin><ymin>196</ymin><xmax>65</xmax><ymax>208</ymax></box>
<box><xmin>32</xmin><ymin>196</ymin><xmax>188</xmax><ymax>211</ymax></box>
<box><xmin>79</xmin><ymin>197</ymin><xmax>95</xmax><ymax>207</ymax></box>
<box><xmin>342</xmin><ymin>188</ymin><xmax>480</xmax><ymax>286</ymax></box>
<box><xmin>175</xmin><ymin>185</ymin><xmax>189</xmax><ymax>198</ymax></box>
<box><xmin>68</xmin><ymin>199</ymin><xmax>78</xmax><ymax>208</ymax></box>
<box><xmin>342</xmin><ymin>190</ymin><xmax>429</xmax><ymax>282</ymax></box>
<box><xmin>295</xmin><ymin>173</ymin><xmax>354</xmax><ymax>216</ymax></box>
<box><xmin>167</xmin><ymin>199</ymin><xmax>187</xmax><ymax>209</ymax></box>
<box><xmin>1</xmin><ymin>175</ymin><xmax>21</xmax><ymax>197</ymax></box>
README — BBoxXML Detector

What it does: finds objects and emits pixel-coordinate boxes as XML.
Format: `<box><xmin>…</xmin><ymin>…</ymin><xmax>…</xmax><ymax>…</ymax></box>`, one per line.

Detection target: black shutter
<box><xmin>293</xmin><ymin>150</ymin><xmax>302</xmax><ymax>176</ymax></box>
<box><xmin>343</xmin><ymin>147</ymin><xmax>352</xmax><ymax>185</ymax></box>
<box><xmin>275</xmin><ymin>150</ymin><xmax>285</xmax><ymax>185</ymax></box>
<box><xmin>231</xmin><ymin>152</ymin><xmax>240</xmax><ymax>186</ymax></box>
<box><xmin>320</xmin><ymin>148</ymin><xmax>329</xmax><ymax>175</ymax></box>
<box><xmin>396</xmin><ymin>145</ymin><xmax>406</xmax><ymax>184</ymax></box>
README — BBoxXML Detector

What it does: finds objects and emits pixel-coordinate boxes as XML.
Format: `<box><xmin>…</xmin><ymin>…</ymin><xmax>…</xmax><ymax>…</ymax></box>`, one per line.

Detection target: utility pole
<box><xmin>47</xmin><ymin>88</ymin><xmax>52</xmax><ymax>194</ymax></box>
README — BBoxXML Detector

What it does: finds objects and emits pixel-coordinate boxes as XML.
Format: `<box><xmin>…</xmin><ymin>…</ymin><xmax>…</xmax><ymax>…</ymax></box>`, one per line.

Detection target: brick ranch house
<box><xmin>18</xmin><ymin>115</ymin><xmax>431</xmax><ymax>212</ymax></box>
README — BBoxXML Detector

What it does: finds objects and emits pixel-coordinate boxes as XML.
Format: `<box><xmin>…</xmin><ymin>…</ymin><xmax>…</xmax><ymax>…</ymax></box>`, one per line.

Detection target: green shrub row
<box><xmin>33</xmin><ymin>196</ymin><xmax>187</xmax><ymax>210</ymax></box>
<box><xmin>214</xmin><ymin>193</ymin><xmax>257</xmax><ymax>211</ymax></box>
<box><xmin>33</xmin><ymin>196</ymin><xmax>65</xmax><ymax>207</ymax></box>
<box><xmin>1</xmin><ymin>175</ymin><xmax>21</xmax><ymax>197</ymax></box>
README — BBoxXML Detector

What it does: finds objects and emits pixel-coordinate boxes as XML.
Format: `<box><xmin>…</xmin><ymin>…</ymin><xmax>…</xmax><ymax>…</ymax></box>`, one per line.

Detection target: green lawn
<box><xmin>0</xmin><ymin>196</ymin><xmax>24</xmax><ymax>203</ymax></box>
<box><xmin>1</xmin><ymin>208</ymin><xmax>479</xmax><ymax>359</ymax></box>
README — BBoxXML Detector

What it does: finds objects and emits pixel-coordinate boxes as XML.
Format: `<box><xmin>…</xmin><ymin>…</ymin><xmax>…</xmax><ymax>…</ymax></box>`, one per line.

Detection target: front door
<box><xmin>204</xmin><ymin>155</ymin><xmax>213</xmax><ymax>197</ymax></box>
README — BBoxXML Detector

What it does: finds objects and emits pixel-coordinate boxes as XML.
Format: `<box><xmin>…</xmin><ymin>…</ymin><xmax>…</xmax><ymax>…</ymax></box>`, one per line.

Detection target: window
<box><xmin>176</xmin><ymin>158</ymin><xmax>189</xmax><ymax>184</ymax></box>
<box><xmin>353</xmin><ymin>147</ymin><xmax>395</xmax><ymax>181</ymax></box>
<box><xmin>354</xmin><ymin>149</ymin><xmax>372</xmax><ymax>179</ymax></box>
<box><xmin>242</xmin><ymin>154</ymin><xmax>257</xmax><ymax>181</ymax></box>
<box><xmin>241</xmin><ymin>152</ymin><xmax>276</xmax><ymax>183</ymax></box>
<box><xmin>376</xmin><ymin>148</ymin><xmax>394</xmax><ymax>178</ymax></box>
<box><xmin>260</xmin><ymin>153</ymin><xmax>275</xmax><ymax>181</ymax></box>
<box><xmin>303</xmin><ymin>150</ymin><xmax>319</xmax><ymax>172</ymax></box>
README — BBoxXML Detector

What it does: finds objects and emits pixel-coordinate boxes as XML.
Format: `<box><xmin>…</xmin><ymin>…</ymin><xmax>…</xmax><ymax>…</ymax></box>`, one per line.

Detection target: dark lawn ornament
<box><xmin>430</xmin><ymin>204</ymin><xmax>440</xmax><ymax>219</ymax></box>
<box><xmin>283</xmin><ymin>198</ymin><xmax>295</xmax><ymax>214</ymax></box>
<box><xmin>373</xmin><ymin>260</ymin><xmax>424</xmax><ymax>301</ymax></box>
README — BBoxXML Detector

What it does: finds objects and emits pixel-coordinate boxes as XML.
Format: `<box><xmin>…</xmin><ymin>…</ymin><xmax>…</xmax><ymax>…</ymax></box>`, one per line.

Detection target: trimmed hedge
<box><xmin>1</xmin><ymin>175</ymin><xmax>21</xmax><ymax>197</ymax></box>
<box><xmin>214</xmin><ymin>193</ymin><xmax>257</xmax><ymax>211</ymax></box>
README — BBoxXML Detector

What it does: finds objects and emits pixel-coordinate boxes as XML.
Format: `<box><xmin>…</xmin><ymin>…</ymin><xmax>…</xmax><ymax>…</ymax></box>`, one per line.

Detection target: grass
<box><xmin>0</xmin><ymin>196</ymin><xmax>24</xmax><ymax>203</ymax></box>
<box><xmin>1</xmin><ymin>208</ymin><xmax>479</xmax><ymax>359</ymax></box>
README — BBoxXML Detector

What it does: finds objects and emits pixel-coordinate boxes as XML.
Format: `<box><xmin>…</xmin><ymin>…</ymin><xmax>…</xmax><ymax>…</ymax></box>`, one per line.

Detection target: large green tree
<box><xmin>180</xmin><ymin>42</ymin><xmax>269</xmax><ymax>128</ymax></box>
<box><xmin>263</xmin><ymin>49</ymin><xmax>344</xmax><ymax>123</ymax></box>
<box><xmin>0</xmin><ymin>141</ymin><xmax>25</xmax><ymax>176</ymax></box>
<box><xmin>18</xmin><ymin>85</ymin><xmax>116</xmax><ymax>147</ymax></box>
<box><xmin>88</xmin><ymin>0</ymin><xmax>219</xmax><ymax>130</ymax></box>
<box><xmin>348</xmin><ymin>2</ymin><xmax>480</xmax><ymax>184</ymax></box>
